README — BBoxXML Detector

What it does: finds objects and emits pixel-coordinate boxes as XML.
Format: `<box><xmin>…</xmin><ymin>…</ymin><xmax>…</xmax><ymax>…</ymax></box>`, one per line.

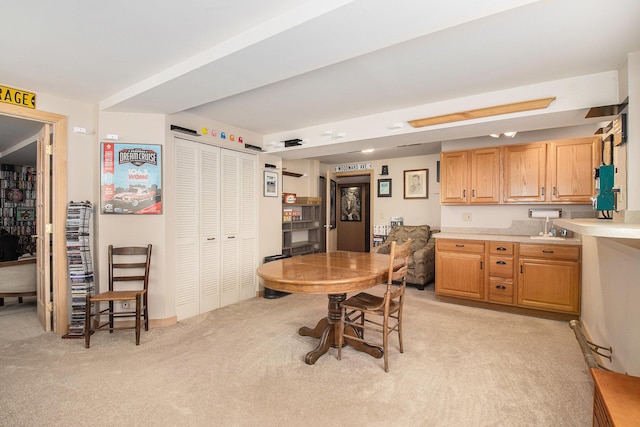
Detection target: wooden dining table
<box><xmin>256</xmin><ymin>251</ymin><xmax>402</xmax><ymax>365</ymax></box>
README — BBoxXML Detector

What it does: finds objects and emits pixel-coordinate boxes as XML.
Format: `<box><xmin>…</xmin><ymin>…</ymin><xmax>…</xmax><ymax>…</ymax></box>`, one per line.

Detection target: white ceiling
<box><xmin>1</xmin><ymin>0</ymin><xmax>639</xmax><ymax>165</ymax></box>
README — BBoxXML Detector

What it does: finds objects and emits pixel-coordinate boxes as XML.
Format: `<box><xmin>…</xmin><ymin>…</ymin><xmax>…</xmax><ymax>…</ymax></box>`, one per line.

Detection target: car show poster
<box><xmin>101</xmin><ymin>143</ymin><xmax>162</xmax><ymax>214</ymax></box>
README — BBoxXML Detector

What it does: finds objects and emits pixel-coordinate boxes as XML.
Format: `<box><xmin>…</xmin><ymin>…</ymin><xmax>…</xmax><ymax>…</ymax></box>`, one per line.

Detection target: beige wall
<box><xmin>97</xmin><ymin>112</ymin><xmax>170</xmax><ymax>318</ymax></box>
<box><xmin>318</xmin><ymin>154</ymin><xmax>441</xmax><ymax>230</ymax></box>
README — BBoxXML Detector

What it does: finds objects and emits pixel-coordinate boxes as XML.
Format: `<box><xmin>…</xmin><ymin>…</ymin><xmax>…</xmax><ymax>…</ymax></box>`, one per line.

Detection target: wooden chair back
<box><xmin>108</xmin><ymin>245</ymin><xmax>152</xmax><ymax>292</ymax></box>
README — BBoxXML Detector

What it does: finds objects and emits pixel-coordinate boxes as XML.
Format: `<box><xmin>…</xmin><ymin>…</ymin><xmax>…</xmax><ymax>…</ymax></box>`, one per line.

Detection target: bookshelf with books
<box><xmin>282</xmin><ymin>202</ymin><xmax>322</xmax><ymax>256</ymax></box>
<box><xmin>63</xmin><ymin>202</ymin><xmax>94</xmax><ymax>338</ymax></box>
<box><xmin>0</xmin><ymin>164</ymin><xmax>36</xmax><ymax>255</ymax></box>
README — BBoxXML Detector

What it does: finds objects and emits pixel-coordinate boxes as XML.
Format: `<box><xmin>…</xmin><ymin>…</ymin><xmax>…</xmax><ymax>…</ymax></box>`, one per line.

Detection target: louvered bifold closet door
<box><xmin>199</xmin><ymin>145</ymin><xmax>221</xmax><ymax>313</ymax></box>
<box><xmin>240</xmin><ymin>153</ymin><xmax>257</xmax><ymax>300</ymax></box>
<box><xmin>220</xmin><ymin>150</ymin><xmax>241</xmax><ymax>307</ymax></box>
<box><xmin>175</xmin><ymin>139</ymin><xmax>200</xmax><ymax>320</ymax></box>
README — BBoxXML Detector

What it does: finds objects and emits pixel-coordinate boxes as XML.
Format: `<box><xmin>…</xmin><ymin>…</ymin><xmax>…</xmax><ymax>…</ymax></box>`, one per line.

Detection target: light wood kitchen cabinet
<box><xmin>440</xmin><ymin>150</ymin><xmax>468</xmax><ymax>204</ymax></box>
<box><xmin>487</xmin><ymin>242</ymin><xmax>515</xmax><ymax>304</ymax></box>
<box><xmin>435</xmin><ymin>239</ymin><xmax>485</xmax><ymax>299</ymax></box>
<box><xmin>547</xmin><ymin>137</ymin><xmax>600</xmax><ymax>203</ymax></box>
<box><xmin>518</xmin><ymin>243</ymin><xmax>581</xmax><ymax>314</ymax></box>
<box><xmin>441</xmin><ymin>137</ymin><xmax>599</xmax><ymax>205</ymax></box>
<box><xmin>503</xmin><ymin>142</ymin><xmax>547</xmax><ymax>202</ymax></box>
<box><xmin>435</xmin><ymin>237</ymin><xmax>582</xmax><ymax>317</ymax></box>
<box><xmin>440</xmin><ymin>147</ymin><xmax>500</xmax><ymax>204</ymax></box>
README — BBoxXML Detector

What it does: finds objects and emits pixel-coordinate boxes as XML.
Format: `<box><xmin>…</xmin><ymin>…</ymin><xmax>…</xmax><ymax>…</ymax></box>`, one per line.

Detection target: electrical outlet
<box><xmin>122</xmin><ymin>301</ymin><xmax>130</xmax><ymax>309</ymax></box>
<box><xmin>463</xmin><ymin>212</ymin><xmax>472</xmax><ymax>221</ymax></box>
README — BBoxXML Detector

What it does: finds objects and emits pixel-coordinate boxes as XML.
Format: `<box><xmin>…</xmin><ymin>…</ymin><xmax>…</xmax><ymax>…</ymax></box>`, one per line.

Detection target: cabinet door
<box><xmin>199</xmin><ymin>145</ymin><xmax>221</xmax><ymax>313</ymax></box>
<box><xmin>436</xmin><ymin>251</ymin><xmax>484</xmax><ymax>299</ymax></box>
<box><xmin>239</xmin><ymin>153</ymin><xmax>257</xmax><ymax>301</ymax></box>
<box><xmin>470</xmin><ymin>147</ymin><xmax>501</xmax><ymax>204</ymax></box>
<box><xmin>518</xmin><ymin>258</ymin><xmax>580</xmax><ymax>314</ymax></box>
<box><xmin>548</xmin><ymin>138</ymin><xmax>599</xmax><ymax>203</ymax></box>
<box><xmin>440</xmin><ymin>151</ymin><xmax>468</xmax><ymax>204</ymax></box>
<box><xmin>503</xmin><ymin>143</ymin><xmax>546</xmax><ymax>202</ymax></box>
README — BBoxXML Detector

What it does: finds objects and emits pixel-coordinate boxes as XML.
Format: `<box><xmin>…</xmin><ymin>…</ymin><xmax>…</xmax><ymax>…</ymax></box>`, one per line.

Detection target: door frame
<box><xmin>333</xmin><ymin>170</ymin><xmax>375</xmax><ymax>251</ymax></box>
<box><xmin>0</xmin><ymin>103</ymin><xmax>68</xmax><ymax>334</ymax></box>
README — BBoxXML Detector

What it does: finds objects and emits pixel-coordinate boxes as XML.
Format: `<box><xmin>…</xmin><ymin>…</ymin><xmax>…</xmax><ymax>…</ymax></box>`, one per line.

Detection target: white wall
<box><xmin>321</xmin><ymin>154</ymin><xmax>441</xmax><ymax>229</ymax></box>
<box><xmin>97</xmin><ymin>112</ymin><xmax>170</xmax><ymax>318</ymax></box>
<box><xmin>282</xmin><ymin>159</ymin><xmax>320</xmax><ymax>197</ymax></box>
<box><xmin>579</xmin><ymin>53</ymin><xmax>640</xmax><ymax>375</ymax></box>
<box><xmin>36</xmin><ymin>92</ymin><xmax>97</xmax><ymax>203</ymax></box>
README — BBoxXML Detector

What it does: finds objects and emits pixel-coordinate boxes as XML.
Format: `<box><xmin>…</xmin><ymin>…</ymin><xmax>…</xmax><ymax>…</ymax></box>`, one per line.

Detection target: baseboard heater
<box><xmin>569</xmin><ymin>320</ymin><xmax>612</xmax><ymax>370</ymax></box>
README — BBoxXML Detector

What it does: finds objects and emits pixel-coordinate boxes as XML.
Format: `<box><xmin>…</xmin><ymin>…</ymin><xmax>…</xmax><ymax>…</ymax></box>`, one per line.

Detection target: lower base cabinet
<box><xmin>436</xmin><ymin>238</ymin><xmax>581</xmax><ymax>316</ymax></box>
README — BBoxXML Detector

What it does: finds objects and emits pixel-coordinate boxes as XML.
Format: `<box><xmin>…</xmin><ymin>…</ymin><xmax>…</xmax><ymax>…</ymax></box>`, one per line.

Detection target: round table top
<box><xmin>256</xmin><ymin>251</ymin><xmax>398</xmax><ymax>295</ymax></box>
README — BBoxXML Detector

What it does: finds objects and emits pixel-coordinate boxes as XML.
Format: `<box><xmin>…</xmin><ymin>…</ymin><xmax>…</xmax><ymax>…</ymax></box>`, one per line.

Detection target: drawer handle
<box><xmin>542</xmin><ymin>250</ymin><xmax>554</xmax><ymax>254</ymax></box>
<box><xmin>456</xmin><ymin>244</ymin><xmax>464</xmax><ymax>247</ymax></box>
<box><xmin>496</xmin><ymin>261</ymin><xmax>507</xmax><ymax>265</ymax></box>
<box><xmin>496</xmin><ymin>247</ymin><xmax>507</xmax><ymax>251</ymax></box>
<box><xmin>496</xmin><ymin>285</ymin><xmax>506</xmax><ymax>290</ymax></box>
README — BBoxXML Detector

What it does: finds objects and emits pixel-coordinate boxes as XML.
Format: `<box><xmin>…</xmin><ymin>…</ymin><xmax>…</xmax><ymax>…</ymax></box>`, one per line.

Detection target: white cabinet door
<box><xmin>175</xmin><ymin>139</ymin><xmax>201</xmax><ymax>320</ymax></box>
<box><xmin>221</xmin><ymin>150</ymin><xmax>241</xmax><ymax>307</ymax></box>
<box><xmin>199</xmin><ymin>145</ymin><xmax>220</xmax><ymax>313</ymax></box>
<box><xmin>240</xmin><ymin>153</ymin><xmax>257</xmax><ymax>300</ymax></box>
<box><xmin>175</xmin><ymin>140</ymin><xmax>256</xmax><ymax>316</ymax></box>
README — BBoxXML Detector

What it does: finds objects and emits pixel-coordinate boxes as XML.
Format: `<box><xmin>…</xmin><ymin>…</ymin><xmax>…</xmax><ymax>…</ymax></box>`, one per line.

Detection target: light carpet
<box><xmin>0</xmin><ymin>286</ymin><xmax>593</xmax><ymax>426</ymax></box>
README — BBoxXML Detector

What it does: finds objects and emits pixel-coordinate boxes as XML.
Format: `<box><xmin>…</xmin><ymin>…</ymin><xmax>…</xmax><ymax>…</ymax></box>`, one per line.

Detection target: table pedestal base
<box><xmin>298</xmin><ymin>293</ymin><xmax>383</xmax><ymax>365</ymax></box>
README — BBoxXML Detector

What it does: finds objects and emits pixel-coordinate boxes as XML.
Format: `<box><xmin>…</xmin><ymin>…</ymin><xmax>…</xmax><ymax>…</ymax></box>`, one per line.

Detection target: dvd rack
<box><xmin>63</xmin><ymin>202</ymin><xmax>94</xmax><ymax>338</ymax></box>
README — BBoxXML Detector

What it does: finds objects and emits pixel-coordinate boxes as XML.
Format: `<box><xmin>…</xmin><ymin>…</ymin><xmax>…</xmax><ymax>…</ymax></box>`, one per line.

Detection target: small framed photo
<box><xmin>377</xmin><ymin>178</ymin><xmax>392</xmax><ymax>197</ymax></box>
<box><xmin>17</xmin><ymin>207</ymin><xmax>35</xmax><ymax>221</ymax></box>
<box><xmin>340</xmin><ymin>186</ymin><xmax>361</xmax><ymax>221</ymax></box>
<box><xmin>404</xmin><ymin>169</ymin><xmax>428</xmax><ymax>199</ymax></box>
<box><xmin>264</xmin><ymin>171</ymin><xmax>278</xmax><ymax>197</ymax></box>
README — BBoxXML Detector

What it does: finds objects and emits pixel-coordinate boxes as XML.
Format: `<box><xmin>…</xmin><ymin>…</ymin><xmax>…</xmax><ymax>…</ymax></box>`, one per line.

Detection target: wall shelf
<box><xmin>282</xmin><ymin>203</ymin><xmax>322</xmax><ymax>256</ymax></box>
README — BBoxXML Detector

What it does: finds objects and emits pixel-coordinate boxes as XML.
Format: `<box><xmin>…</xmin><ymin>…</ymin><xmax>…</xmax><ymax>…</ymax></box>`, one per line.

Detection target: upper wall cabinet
<box><xmin>503</xmin><ymin>143</ymin><xmax>547</xmax><ymax>203</ymax></box>
<box><xmin>547</xmin><ymin>138</ymin><xmax>600</xmax><ymax>203</ymax></box>
<box><xmin>442</xmin><ymin>137</ymin><xmax>600</xmax><ymax>205</ymax></box>
<box><xmin>441</xmin><ymin>147</ymin><xmax>501</xmax><ymax>205</ymax></box>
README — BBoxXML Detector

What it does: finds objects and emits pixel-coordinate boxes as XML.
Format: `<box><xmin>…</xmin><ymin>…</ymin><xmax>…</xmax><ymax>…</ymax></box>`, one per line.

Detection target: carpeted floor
<box><xmin>0</xmin><ymin>286</ymin><xmax>593</xmax><ymax>426</ymax></box>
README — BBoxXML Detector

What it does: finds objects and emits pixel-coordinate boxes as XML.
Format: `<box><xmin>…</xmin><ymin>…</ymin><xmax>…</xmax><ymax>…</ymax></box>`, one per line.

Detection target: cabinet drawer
<box><xmin>519</xmin><ymin>244</ymin><xmax>580</xmax><ymax>260</ymax></box>
<box><xmin>489</xmin><ymin>256</ymin><xmax>514</xmax><ymax>278</ymax></box>
<box><xmin>488</xmin><ymin>278</ymin><xmax>514</xmax><ymax>304</ymax></box>
<box><xmin>489</xmin><ymin>242</ymin><xmax>514</xmax><ymax>255</ymax></box>
<box><xmin>437</xmin><ymin>240</ymin><xmax>485</xmax><ymax>254</ymax></box>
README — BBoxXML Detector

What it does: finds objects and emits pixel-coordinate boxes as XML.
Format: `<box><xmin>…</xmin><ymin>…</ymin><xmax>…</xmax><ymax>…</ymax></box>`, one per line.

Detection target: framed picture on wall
<box><xmin>330</xmin><ymin>179</ymin><xmax>337</xmax><ymax>229</ymax></box>
<box><xmin>377</xmin><ymin>178</ymin><xmax>392</xmax><ymax>197</ymax></box>
<box><xmin>404</xmin><ymin>169</ymin><xmax>428</xmax><ymax>199</ymax></box>
<box><xmin>264</xmin><ymin>171</ymin><xmax>278</xmax><ymax>197</ymax></box>
<box><xmin>100</xmin><ymin>143</ymin><xmax>163</xmax><ymax>214</ymax></box>
<box><xmin>340</xmin><ymin>186</ymin><xmax>362</xmax><ymax>221</ymax></box>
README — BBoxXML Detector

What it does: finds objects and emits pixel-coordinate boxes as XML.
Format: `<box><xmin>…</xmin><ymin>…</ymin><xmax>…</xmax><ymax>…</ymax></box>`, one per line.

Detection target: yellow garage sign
<box><xmin>0</xmin><ymin>84</ymin><xmax>36</xmax><ymax>109</ymax></box>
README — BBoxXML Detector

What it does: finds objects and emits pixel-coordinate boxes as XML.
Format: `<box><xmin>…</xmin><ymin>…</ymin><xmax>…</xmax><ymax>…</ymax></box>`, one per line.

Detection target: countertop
<box><xmin>554</xmin><ymin>218</ymin><xmax>640</xmax><ymax>240</ymax></box>
<box><xmin>435</xmin><ymin>232</ymin><xmax>582</xmax><ymax>245</ymax></box>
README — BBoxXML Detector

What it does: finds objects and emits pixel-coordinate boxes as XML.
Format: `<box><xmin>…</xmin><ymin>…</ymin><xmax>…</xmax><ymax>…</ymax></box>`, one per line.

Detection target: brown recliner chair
<box><xmin>371</xmin><ymin>225</ymin><xmax>437</xmax><ymax>290</ymax></box>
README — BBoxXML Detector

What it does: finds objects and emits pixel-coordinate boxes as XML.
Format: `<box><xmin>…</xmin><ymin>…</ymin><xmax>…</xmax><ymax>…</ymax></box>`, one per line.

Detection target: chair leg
<box><xmin>84</xmin><ymin>295</ymin><xmax>91</xmax><ymax>348</ymax></box>
<box><xmin>383</xmin><ymin>316</ymin><xmax>389</xmax><ymax>373</ymax></box>
<box><xmin>135</xmin><ymin>294</ymin><xmax>142</xmax><ymax>345</ymax></box>
<box><xmin>143</xmin><ymin>293</ymin><xmax>149</xmax><ymax>331</ymax></box>
<box><xmin>109</xmin><ymin>301</ymin><xmax>114</xmax><ymax>333</ymax></box>
<box><xmin>398</xmin><ymin>310</ymin><xmax>404</xmax><ymax>354</ymax></box>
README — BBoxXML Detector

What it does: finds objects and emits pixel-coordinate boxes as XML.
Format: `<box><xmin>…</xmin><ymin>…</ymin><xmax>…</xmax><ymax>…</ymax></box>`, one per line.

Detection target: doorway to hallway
<box><xmin>336</xmin><ymin>174</ymin><xmax>371</xmax><ymax>252</ymax></box>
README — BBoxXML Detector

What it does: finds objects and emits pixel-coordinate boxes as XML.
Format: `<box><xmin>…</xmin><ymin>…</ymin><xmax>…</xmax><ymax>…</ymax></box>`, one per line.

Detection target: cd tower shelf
<box><xmin>63</xmin><ymin>202</ymin><xmax>94</xmax><ymax>338</ymax></box>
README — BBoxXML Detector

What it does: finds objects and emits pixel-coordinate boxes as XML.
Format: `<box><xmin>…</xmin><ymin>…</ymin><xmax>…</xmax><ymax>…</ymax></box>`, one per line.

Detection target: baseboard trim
<box><xmin>435</xmin><ymin>295</ymin><xmax>579</xmax><ymax>321</ymax></box>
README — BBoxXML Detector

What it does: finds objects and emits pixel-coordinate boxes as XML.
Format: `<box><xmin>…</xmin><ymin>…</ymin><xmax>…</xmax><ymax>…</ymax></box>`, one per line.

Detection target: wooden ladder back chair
<box><xmin>85</xmin><ymin>244</ymin><xmax>152</xmax><ymax>348</ymax></box>
<box><xmin>337</xmin><ymin>239</ymin><xmax>412</xmax><ymax>372</ymax></box>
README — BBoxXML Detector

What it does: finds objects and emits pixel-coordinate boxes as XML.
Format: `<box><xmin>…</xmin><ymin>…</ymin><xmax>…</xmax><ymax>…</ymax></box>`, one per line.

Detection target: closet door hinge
<box><xmin>45</xmin><ymin>224</ymin><xmax>53</xmax><ymax>234</ymax></box>
<box><xmin>46</xmin><ymin>302</ymin><xmax>53</xmax><ymax>312</ymax></box>
<box><xmin>46</xmin><ymin>144</ymin><xmax>53</xmax><ymax>155</ymax></box>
